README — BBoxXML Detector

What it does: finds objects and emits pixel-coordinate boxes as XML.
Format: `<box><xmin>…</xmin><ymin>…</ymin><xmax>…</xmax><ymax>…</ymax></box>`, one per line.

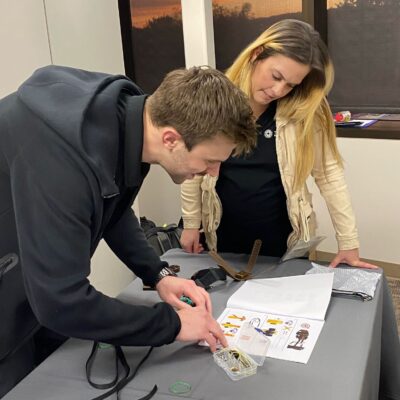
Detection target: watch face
<box><xmin>160</xmin><ymin>268</ymin><xmax>170</xmax><ymax>278</ymax></box>
<box><xmin>160</xmin><ymin>267</ymin><xmax>177</xmax><ymax>279</ymax></box>
<box><xmin>153</xmin><ymin>267</ymin><xmax>177</xmax><ymax>287</ymax></box>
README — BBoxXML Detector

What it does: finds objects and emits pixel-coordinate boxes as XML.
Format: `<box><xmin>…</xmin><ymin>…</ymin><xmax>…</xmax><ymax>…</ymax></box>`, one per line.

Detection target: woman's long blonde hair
<box><xmin>226</xmin><ymin>19</ymin><xmax>342</xmax><ymax>192</ymax></box>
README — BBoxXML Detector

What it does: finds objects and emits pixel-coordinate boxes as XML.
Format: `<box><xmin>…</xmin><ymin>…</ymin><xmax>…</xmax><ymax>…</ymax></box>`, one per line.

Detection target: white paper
<box><xmin>227</xmin><ymin>273</ymin><xmax>334</xmax><ymax>321</ymax></box>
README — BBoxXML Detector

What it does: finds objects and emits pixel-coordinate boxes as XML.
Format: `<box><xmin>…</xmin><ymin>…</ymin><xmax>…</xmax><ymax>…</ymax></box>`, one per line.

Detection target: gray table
<box><xmin>4</xmin><ymin>249</ymin><xmax>400</xmax><ymax>400</ymax></box>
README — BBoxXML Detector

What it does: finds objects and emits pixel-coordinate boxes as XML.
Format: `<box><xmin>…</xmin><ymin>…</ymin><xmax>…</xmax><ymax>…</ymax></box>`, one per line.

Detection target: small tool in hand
<box><xmin>180</xmin><ymin>295</ymin><xmax>195</xmax><ymax>307</ymax></box>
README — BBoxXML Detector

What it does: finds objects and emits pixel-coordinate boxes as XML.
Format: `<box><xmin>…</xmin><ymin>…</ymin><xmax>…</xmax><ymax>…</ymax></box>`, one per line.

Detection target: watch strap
<box><xmin>153</xmin><ymin>266</ymin><xmax>177</xmax><ymax>287</ymax></box>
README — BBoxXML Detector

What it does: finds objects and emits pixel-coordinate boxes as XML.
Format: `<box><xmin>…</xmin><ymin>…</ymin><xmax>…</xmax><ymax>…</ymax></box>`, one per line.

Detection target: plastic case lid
<box><xmin>235</xmin><ymin>322</ymin><xmax>270</xmax><ymax>366</ymax></box>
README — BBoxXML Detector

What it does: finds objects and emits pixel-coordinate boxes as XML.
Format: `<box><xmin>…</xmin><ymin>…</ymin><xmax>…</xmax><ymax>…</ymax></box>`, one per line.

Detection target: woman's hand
<box><xmin>180</xmin><ymin>228</ymin><xmax>204</xmax><ymax>253</ymax></box>
<box><xmin>329</xmin><ymin>248</ymin><xmax>378</xmax><ymax>269</ymax></box>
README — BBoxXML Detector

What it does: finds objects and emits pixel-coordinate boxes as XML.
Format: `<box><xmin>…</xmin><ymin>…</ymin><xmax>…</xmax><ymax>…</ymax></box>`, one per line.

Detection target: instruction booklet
<box><xmin>217</xmin><ymin>273</ymin><xmax>334</xmax><ymax>364</ymax></box>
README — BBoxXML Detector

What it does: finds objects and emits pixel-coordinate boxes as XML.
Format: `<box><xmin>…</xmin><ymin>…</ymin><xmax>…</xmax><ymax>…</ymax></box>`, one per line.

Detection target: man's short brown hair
<box><xmin>147</xmin><ymin>66</ymin><xmax>256</xmax><ymax>155</ymax></box>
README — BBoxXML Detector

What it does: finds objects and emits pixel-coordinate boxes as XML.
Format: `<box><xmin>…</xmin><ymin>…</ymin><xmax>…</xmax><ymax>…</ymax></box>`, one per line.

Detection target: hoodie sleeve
<box><xmin>10</xmin><ymin>136</ymin><xmax>181</xmax><ymax>347</ymax></box>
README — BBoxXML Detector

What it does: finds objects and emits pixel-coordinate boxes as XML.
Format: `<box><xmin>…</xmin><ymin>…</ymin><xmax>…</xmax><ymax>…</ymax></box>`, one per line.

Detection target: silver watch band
<box><xmin>153</xmin><ymin>266</ymin><xmax>177</xmax><ymax>287</ymax></box>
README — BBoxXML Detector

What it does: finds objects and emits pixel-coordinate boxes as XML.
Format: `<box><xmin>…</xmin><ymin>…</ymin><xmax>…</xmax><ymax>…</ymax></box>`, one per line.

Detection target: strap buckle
<box><xmin>208</xmin><ymin>239</ymin><xmax>262</xmax><ymax>281</ymax></box>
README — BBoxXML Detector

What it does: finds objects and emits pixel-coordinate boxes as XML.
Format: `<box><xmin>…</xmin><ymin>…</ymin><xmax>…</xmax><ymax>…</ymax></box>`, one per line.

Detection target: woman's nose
<box><xmin>272</xmin><ymin>82</ymin><xmax>288</xmax><ymax>98</ymax></box>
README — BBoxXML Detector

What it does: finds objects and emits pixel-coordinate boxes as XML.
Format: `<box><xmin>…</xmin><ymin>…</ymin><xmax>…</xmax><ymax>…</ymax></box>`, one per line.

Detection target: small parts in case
<box><xmin>213</xmin><ymin>347</ymin><xmax>258</xmax><ymax>381</ymax></box>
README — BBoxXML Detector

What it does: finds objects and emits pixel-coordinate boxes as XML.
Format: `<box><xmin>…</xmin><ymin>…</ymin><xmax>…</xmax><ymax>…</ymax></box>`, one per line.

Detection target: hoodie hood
<box><xmin>17</xmin><ymin>65</ymin><xmax>143</xmax><ymax>197</ymax></box>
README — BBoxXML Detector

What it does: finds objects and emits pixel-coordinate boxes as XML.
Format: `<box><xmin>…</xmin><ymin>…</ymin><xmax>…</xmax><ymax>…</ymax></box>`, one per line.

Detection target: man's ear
<box><xmin>251</xmin><ymin>45</ymin><xmax>264</xmax><ymax>62</ymax></box>
<box><xmin>161</xmin><ymin>128</ymin><xmax>182</xmax><ymax>150</ymax></box>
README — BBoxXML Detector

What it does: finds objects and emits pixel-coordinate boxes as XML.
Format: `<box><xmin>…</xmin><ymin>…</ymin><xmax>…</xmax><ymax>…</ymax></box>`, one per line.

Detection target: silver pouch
<box><xmin>306</xmin><ymin>262</ymin><xmax>382</xmax><ymax>300</ymax></box>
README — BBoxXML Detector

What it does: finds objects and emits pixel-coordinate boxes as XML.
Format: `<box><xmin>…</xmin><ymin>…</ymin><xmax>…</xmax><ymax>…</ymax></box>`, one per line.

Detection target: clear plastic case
<box><xmin>213</xmin><ymin>346</ymin><xmax>258</xmax><ymax>381</ymax></box>
<box><xmin>235</xmin><ymin>322</ymin><xmax>270</xmax><ymax>366</ymax></box>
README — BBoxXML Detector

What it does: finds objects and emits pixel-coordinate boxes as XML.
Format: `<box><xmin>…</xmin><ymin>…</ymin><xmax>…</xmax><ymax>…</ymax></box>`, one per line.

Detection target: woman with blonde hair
<box><xmin>180</xmin><ymin>19</ymin><xmax>375</xmax><ymax>268</ymax></box>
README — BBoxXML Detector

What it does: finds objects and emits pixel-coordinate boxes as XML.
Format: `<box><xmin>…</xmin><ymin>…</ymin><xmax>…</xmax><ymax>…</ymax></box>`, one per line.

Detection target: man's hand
<box><xmin>176</xmin><ymin>307</ymin><xmax>228</xmax><ymax>352</ymax></box>
<box><xmin>156</xmin><ymin>276</ymin><xmax>212</xmax><ymax>313</ymax></box>
<box><xmin>329</xmin><ymin>248</ymin><xmax>378</xmax><ymax>269</ymax></box>
<box><xmin>180</xmin><ymin>228</ymin><xmax>204</xmax><ymax>253</ymax></box>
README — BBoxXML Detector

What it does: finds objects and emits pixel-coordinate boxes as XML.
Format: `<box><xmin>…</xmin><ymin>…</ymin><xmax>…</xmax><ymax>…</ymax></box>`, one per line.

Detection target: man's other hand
<box><xmin>176</xmin><ymin>307</ymin><xmax>228</xmax><ymax>352</ymax></box>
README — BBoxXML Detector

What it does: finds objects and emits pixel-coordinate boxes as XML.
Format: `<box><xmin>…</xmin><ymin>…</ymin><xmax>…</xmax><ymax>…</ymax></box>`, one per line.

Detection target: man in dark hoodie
<box><xmin>0</xmin><ymin>65</ymin><xmax>256</xmax><ymax>395</ymax></box>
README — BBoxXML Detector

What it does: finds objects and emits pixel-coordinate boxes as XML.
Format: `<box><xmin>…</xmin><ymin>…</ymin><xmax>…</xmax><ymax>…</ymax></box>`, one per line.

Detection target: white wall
<box><xmin>181</xmin><ymin>0</ymin><xmax>215</xmax><ymax>68</ymax></box>
<box><xmin>139</xmin><ymin>166</ymin><xmax>182</xmax><ymax>225</ymax></box>
<box><xmin>0</xmin><ymin>0</ymin><xmax>51</xmax><ymax>98</ymax></box>
<box><xmin>44</xmin><ymin>0</ymin><xmax>125</xmax><ymax>75</ymax></box>
<box><xmin>309</xmin><ymin>138</ymin><xmax>400</xmax><ymax>264</ymax></box>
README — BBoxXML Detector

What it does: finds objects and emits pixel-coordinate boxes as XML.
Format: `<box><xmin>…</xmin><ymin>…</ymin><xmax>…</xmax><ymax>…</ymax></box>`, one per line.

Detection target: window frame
<box><xmin>118</xmin><ymin>0</ymin><xmax>136</xmax><ymax>81</ymax></box>
<box><xmin>302</xmin><ymin>0</ymin><xmax>328</xmax><ymax>44</ymax></box>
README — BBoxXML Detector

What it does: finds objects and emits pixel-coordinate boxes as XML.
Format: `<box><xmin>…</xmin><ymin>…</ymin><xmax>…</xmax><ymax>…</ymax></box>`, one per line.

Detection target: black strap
<box><xmin>86</xmin><ymin>342</ymin><xmax>157</xmax><ymax>400</ymax></box>
<box><xmin>157</xmin><ymin>231</ymin><xmax>170</xmax><ymax>254</ymax></box>
<box><xmin>332</xmin><ymin>288</ymin><xmax>372</xmax><ymax>301</ymax></box>
<box><xmin>191</xmin><ymin>268</ymin><xmax>227</xmax><ymax>290</ymax></box>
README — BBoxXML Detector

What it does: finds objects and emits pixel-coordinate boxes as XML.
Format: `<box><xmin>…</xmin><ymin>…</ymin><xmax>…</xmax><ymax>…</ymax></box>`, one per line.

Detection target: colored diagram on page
<box><xmin>216</xmin><ymin>274</ymin><xmax>333</xmax><ymax>364</ymax></box>
<box><xmin>217</xmin><ymin>307</ymin><xmax>324</xmax><ymax>364</ymax></box>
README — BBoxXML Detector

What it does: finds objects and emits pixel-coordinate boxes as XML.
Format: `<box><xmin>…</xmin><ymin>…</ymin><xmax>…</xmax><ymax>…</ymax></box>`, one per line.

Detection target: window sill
<box><xmin>336</xmin><ymin>120</ymin><xmax>400</xmax><ymax>140</ymax></box>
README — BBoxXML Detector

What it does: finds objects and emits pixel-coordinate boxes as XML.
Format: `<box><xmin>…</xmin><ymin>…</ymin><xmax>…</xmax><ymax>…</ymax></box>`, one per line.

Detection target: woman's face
<box><xmin>250</xmin><ymin>53</ymin><xmax>311</xmax><ymax>110</ymax></box>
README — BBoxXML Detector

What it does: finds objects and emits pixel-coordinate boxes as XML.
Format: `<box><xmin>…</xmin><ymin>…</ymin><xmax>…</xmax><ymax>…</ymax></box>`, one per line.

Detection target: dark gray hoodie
<box><xmin>0</xmin><ymin>65</ymin><xmax>180</xmax><ymax>346</ymax></box>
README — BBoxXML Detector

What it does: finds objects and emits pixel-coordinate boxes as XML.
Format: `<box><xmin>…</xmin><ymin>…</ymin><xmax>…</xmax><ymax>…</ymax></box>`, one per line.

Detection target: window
<box><xmin>118</xmin><ymin>1</ymin><xmax>399</xmax><ymax>113</ymax></box>
<box><xmin>118</xmin><ymin>0</ymin><xmax>185</xmax><ymax>93</ymax></box>
<box><xmin>213</xmin><ymin>1</ymin><xmax>303</xmax><ymax>70</ymax></box>
<box><xmin>327</xmin><ymin>0</ymin><xmax>400</xmax><ymax>113</ymax></box>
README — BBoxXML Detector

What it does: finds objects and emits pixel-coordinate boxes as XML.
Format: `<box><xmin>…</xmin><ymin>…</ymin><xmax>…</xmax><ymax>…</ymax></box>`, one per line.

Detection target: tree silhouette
<box><xmin>337</xmin><ymin>0</ymin><xmax>400</xmax><ymax>7</ymax></box>
<box><xmin>212</xmin><ymin>3</ymin><xmax>300</xmax><ymax>70</ymax></box>
<box><xmin>240</xmin><ymin>2</ymin><xmax>253</xmax><ymax>18</ymax></box>
<box><xmin>130</xmin><ymin>15</ymin><xmax>185</xmax><ymax>93</ymax></box>
<box><xmin>328</xmin><ymin>0</ymin><xmax>400</xmax><ymax>110</ymax></box>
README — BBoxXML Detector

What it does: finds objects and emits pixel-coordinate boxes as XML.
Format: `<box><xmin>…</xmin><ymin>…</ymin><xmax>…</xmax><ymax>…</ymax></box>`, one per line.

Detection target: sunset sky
<box><xmin>130</xmin><ymin>0</ymin><xmax>343</xmax><ymax>28</ymax></box>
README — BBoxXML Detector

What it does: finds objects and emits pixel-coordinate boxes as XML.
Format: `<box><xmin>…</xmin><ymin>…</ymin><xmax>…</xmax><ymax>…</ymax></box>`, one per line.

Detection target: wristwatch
<box><xmin>153</xmin><ymin>266</ymin><xmax>178</xmax><ymax>287</ymax></box>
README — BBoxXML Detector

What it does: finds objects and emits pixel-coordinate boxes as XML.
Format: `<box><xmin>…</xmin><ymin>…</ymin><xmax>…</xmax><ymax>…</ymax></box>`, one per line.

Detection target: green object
<box><xmin>180</xmin><ymin>295</ymin><xmax>194</xmax><ymax>307</ymax></box>
<box><xmin>169</xmin><ymin>380</ymin><xmax>191</xmax><ymax>395</ymax></box>
<box><xmin>98</xmin><ymin>342</ymin><xmax>112</xmax><ymax>349</ymax></box>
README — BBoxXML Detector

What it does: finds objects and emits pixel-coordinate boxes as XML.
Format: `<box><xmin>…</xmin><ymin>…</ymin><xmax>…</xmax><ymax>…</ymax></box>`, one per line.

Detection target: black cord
<box><xmin>87</xmin><ymin>343</ymin><xmax>157</xmax><ymax>400</ymax></box>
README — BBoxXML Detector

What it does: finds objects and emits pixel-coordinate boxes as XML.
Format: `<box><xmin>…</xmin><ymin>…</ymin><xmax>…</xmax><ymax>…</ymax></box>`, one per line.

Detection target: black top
<box><xmin>216</xmin><ymin>102</ymin><xmax>292</xmax><ymax>256</ymax></box>
<box><xmin>0</xmin><ymin>66</ymin><xmax>181</xmax><ymax>347</ymax></box>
